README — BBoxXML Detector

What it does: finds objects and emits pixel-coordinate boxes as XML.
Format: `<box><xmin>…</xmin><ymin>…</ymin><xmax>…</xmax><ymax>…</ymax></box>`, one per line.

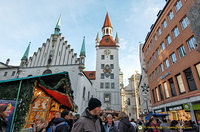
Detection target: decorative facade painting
<box><xmin>0</xmin><ymin>72</ymin><xmax>77</xmax><ymax>131</ymax></box>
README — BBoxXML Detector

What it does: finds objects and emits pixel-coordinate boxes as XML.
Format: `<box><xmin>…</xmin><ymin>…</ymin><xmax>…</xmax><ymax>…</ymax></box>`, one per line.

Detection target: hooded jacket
<box><xmin>71</xmin><ymin>108</ymin><xmax>102</xmax><ymax>132</ymax></box>
<box><xmin>52</xmin><ymin>118</ymin><xmax>69</xmax><ymax>132</ymax></box>
<box><xmin>118</xmin><ymin>117</ymin><xmax>135</xmax><ymax>132</ymax></box>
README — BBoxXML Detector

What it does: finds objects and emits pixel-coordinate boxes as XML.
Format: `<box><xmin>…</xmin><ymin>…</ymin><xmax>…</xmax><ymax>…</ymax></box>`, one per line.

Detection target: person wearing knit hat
<box><xmin>0</xmin><ymin>103</ymin><xmax>10</xmax><ymax>132</ymax></box>
<box><xmin>72</xmin><ymin>98</ymin><xmax>104</xmax><ymax>132</ymax></box>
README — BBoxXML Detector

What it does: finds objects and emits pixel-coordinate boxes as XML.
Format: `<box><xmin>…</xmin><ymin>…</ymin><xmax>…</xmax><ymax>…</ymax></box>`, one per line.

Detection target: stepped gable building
<box><xmin>93</xmin><ymin>12</ymin><xmax>121</xmax><ymax>111</ymax></box>
<box><xmin>142</xmin><ymin>0</ymin><xmax>200</xmax><ymax>123</ymax></box>
<box><xmin>17</xmin><ymin>16</ymin><xmax>92</xmax><ymax>114</ymax></box>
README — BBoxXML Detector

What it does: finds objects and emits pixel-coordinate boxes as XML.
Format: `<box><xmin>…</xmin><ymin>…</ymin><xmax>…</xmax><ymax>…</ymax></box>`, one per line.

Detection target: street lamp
<box><xmin>141</xmin><ymin>83</ymin><xmax>149</xmax><ymax>114</ymax></box>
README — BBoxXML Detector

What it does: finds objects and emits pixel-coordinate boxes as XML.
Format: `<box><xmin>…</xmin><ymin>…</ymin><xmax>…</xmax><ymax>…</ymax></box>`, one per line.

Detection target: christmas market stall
<box><xmin>0</xmin><ymin>72</ymin><xmax>77</xmax><ymax>131</ymax></box>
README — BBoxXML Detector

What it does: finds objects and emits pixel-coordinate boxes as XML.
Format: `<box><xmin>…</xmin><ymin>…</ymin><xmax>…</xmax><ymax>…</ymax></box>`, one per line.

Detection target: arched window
<box><xmin>42</xmin><ymin>69</ymin><xmax>52</xmax><ymax>75</ymax></box>
<box><xmin>83</xmin><ymin>87</ymin><xmax>86</xmax><ymax>99</ymax></box>
<box><xmin>106</xmin><ymin>29</ymin><xmax>109</xmax><ymax>34</ymax></box>
<box><xmin>27</xmin><ymin>75</ymin><xmax>33</xmax><ymax>77</ymax></box>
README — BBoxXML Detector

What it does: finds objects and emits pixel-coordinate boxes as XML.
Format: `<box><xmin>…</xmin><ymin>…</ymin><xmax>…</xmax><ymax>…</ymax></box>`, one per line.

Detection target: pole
<box><xmin>10</xmin><ymin>80</ymin><xmax>22</xmax><ymax>132</ymax></box>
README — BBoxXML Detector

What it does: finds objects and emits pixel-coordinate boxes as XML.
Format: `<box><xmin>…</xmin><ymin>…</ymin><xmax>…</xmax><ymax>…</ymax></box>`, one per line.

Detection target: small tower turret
<box><xmin>102</xmin><ymin>12</ymin><xmax>113</xmax><ymax>36</ymax></box>
<box><xmin>79</xmin><ymin>36</ymin><xmax>86</xmax><ymax>71</ymax></box>
<box><xmin>96</xmin><ymin>32</ymin><xmax>100</xmax><ymax>46</ymax></box>
<box><xmin>115</xmin><ymin>32</ymin><xmax>119</xmax><ymax>46</ymax></box>
<box><xmin>20</xmin><ymin>42</ymin><xmax>31</xmax><ymax>67</ymax></box>
<box><xmin>54</xmin><ymin>15</ymin><xmax>61</xmax><ymax>35</ymax></box>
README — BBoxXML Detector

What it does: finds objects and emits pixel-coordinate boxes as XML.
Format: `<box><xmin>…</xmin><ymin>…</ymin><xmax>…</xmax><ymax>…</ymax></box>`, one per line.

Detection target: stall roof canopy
<box><xmin>0</xmin><ymin>72</ymin><xmax>69</xmax><ymax>84</ymax></box>
<box><xmin>145</xmin><ymin>113</ymin><xmax>168</xmax><ymax>121</ymax></box>
<box><xmin>0</xmin><ymin>71</ymin><xmax>76</xmax><ymax>110</ymax></box>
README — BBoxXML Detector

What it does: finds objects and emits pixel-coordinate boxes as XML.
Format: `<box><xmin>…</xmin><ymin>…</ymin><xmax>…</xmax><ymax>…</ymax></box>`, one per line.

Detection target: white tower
<box><xmin>94</xmin><ymin>12</ymin><xmax>121</xmax><ymax>111</ymax></box>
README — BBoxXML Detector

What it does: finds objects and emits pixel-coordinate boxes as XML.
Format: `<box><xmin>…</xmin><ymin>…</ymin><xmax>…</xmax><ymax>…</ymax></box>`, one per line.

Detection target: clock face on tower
<box><xmin>104</xmin><ymin>49</ymin><xmax>111</xmax><ymax>55</ymax></box>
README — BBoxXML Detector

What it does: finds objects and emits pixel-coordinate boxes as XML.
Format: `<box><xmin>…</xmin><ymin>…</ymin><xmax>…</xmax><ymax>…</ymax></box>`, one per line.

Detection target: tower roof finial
<box><xmin>54</xmin><ymin>15</ymin><xmax>61</xmax><ymax>35</ymax></box>
<box><xmin>21</xmin><ymin>42</ymin><xmax>31</xmax><ymax>60</ymax></box>
<box><xmin>96</xmin><ymin>32</ymin><xmax>100</xmax><ymax>42</ymax></box>
<box><xmin>115</xmin><ymin>32</ymin><xmax>119</xmax><ymax>43</ymax></box>
<box><xmin>102</xmin><ymin>11</ymin><xmax>112</xmax><ymax>29</ymax></box>
<box><xmin>80</xmin><ymin>36</ymin><xmax>86</xmax><ymax>57</ymax></box>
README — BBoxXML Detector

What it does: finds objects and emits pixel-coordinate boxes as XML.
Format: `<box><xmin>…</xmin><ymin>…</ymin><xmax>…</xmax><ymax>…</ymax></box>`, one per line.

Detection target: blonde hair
<box><xmin>107</xmin><ymin>114</ymin><xmax>113</xmax><ymax>119</ymax></box>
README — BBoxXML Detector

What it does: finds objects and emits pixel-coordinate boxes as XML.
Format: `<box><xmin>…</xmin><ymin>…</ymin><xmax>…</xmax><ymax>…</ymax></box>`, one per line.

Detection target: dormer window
<box><xmin>89</xmin><ymin>73</ymin><xmax>93</xmax><ymax>77</ymax></box>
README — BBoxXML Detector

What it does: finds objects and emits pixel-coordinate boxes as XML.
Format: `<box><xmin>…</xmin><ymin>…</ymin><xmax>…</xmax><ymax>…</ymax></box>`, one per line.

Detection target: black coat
<box><xmin>52</xmin><ymin>118</ymin><xmax>69</xmax><ymax>132</ymax></box>
<box><xmin>0</xmin><ymin>117</ymin><xmax>7</xmax><ymax>132</ymax></box>
<box><xmin>118</xmin><ymin>117</ymin><xmax>135</xmax><ymax>132</ymax></box>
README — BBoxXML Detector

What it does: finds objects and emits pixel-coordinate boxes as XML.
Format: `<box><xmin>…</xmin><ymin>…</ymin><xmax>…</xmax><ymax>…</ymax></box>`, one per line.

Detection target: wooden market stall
<box><xmin>0</xmin><ymin>72</ymin><xmax>77</xmax><ymax>131</ymax></box>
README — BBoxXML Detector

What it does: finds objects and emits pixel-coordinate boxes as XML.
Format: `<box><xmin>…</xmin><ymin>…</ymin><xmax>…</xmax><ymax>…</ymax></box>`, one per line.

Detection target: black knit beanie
<box><xmin>88</xmin><ymin>98</ymin><xmax>102</xmax><ymax>111</ymax></box>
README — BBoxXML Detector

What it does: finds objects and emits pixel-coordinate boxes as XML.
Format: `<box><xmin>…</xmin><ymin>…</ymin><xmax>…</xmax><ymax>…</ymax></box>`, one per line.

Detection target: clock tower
<box><xmin>94</xmin><ymin>12</ymin><xmax>121</xmax><ymax>111</ymax></box>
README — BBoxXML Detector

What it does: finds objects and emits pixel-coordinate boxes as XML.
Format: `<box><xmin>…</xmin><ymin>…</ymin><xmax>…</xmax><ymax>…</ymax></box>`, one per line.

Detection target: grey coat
<box><xmin>71</xmin><ymin>108</ymin><xmax>102</xmax><ymax>132</ymax></box>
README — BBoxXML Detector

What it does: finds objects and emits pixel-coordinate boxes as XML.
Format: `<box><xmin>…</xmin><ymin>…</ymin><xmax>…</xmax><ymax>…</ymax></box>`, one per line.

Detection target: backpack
<box><xmin>128</xmin><ymin>124</ymin><xmax>135</xmax><ymax>132</ymax></box>
<box><xmin>138</xmin><ymin>125</ymin><xmax>143</xmax><ymax>130</ymax></box>
<box><xmin>47</xmin><ymin>122</ymin><xmax>68</xmax><ymax>132</ymax></box>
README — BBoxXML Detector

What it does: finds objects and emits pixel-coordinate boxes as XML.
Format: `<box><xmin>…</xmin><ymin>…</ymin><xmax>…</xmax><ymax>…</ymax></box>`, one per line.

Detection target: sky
<box><xmin>0</xmin><ymin>0</ymin><xmax>166</xmax><ymax>85</ymax></box>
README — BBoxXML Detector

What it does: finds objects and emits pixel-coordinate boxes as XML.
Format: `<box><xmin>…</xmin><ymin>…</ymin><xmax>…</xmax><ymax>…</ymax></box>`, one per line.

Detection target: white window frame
<box><xmin>165</xmin><ymin>59</ymin><xmax>170</xmax><ymax>69</ymax></box>
<box><xmin>171</xmin><ymin>52</ymin><xmax>177</xmax><ymax>64</ymax></box>
<box><xmin>175</xmin><ymin>0</ymin><xmax>182</xmax><ymax>12</ymax></box>
<box><xmin>187</xmin><ymin>37</ymin><xmax>197</xmax><ymax>51</ymax></box>
<box><xmin>158</xmin><ymin>28</ymin><xmax>162</xmax><ymax>36</ymax></box>
<box><xmin>161</xmin><ymin>42</ymin><xmax>166</xmax><ymax>51</ymax></box>
<box><xmin>168</xmin><ymin>10</ymin><xmax>174</xmax><ymax>21</ymax></box>
<box><xmin>181</xmin><ymin>16</ymin><xmax>190</xmax><ymax>30</ymax></box>
<box><xmin>178</xmin><ymin>45</ymin><xmax>186</xmax><ymax>58</ymax></box>
<box><xmin>166</xmin><ymin>35</ymin><xmax>172</xmax><ymax>45</ymax></box>
<box><xmin>173</xmin><ymin>26</ymin><xmax>180</xmax><ymax>38</ymax></box>
<box><xmin>160</xmin><ymin>63</ymin><xmax>164</xmax><ymax>72</ymax></box>
<box><xmin>162</xmin><ymin>20</ymin><xmax>167</xmax><ymax>29</ymax></box>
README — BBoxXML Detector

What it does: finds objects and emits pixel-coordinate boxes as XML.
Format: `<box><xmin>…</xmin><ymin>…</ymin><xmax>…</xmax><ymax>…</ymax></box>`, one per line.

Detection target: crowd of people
<box><xmin>0</xmin><ymin>98</ymin><xmax>200</xmax><ymax>132</ymax></box>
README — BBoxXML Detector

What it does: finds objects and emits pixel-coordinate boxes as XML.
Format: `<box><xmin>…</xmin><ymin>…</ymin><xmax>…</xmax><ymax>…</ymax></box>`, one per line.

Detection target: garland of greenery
<box><xmin>0</xmin><ymin>79</ymin><xmax>34</xmax><ymax>131</ymax></box>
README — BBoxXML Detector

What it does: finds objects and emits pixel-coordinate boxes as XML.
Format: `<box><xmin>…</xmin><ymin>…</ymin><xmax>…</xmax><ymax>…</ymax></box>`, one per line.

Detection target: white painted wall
<box><xmin>95</xmin><ymin>46</ymin><xmax>121</xmax><ymax>111</ymax></box>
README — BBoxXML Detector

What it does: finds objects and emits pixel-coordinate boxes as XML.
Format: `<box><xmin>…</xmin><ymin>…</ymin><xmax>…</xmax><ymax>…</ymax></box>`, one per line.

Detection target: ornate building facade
<box><xmin>0</xmin><ymin>16</ymin><xmax>92</xmax><ymax>114</ymax></box>
<box><xmin>121</xmin><ymin>72</ymin><xmax>141</xmax><ymax>120</ymax></box>
<box><xmin>93</xmin><ymin>12</ymin><xmax>121</xmax><ymax>111</ymax></box>
<box><xmin>0</xmin><ymin>12</ymin><xmax>122</xmax><ymax>113</ymax></box>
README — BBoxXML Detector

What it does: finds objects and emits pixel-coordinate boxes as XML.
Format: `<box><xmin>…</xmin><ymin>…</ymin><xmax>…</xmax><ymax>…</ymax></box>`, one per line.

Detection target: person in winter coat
<box><xmin>170</xmin><ymin>120</ymin><xmax>179</xmax><ymax>132</ymax></box>
<box><xmin>71</xmin><ymin>98</ymin><xmax>103</xmax><ymax>132</ymax></box>
<box><xmin>147</xmin><ymin>118</ymin><xmax>160</xmax><ymax>132</ymax></box>
<box><xmin>104</xmin><ymin>114</ymin><xmax>118</xmax><ymax>132</ymax></box>
<box><xmin>160</xmin><ymin>119</ymin><xmax>170</xmax><ymax>132</ymax></box>
<box><xmin>136</xmin><ymin>121</ymin><xmax>145</xmax><ymax>132</ymax></box>
<box><xmin>0</xmin><ymin>104</ymin><xmax>10</xmax><ymax>132</ymax></box>
<box><xmin>51</xmin><ymin>117</ymin><xmax>69</xmax><ymax>132</ymax></box>
<box><xmin>33</xmin><ymin>116</ymin><xmax>48</xmax><ymax>132</ymax></box>
<box><xmin>46</xmin><ymin>111</ymin><xmax>61</xmax><ymax>130</ymax></box>
<box><xmin>61</xmin><ymin>110</ymin><xmax>73</xmax><ymax>131</ymax></box>
<box><xmin>118</xmin><ymin>112</ymin><xmax>135</xmax><ymax>132</ymax></box>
